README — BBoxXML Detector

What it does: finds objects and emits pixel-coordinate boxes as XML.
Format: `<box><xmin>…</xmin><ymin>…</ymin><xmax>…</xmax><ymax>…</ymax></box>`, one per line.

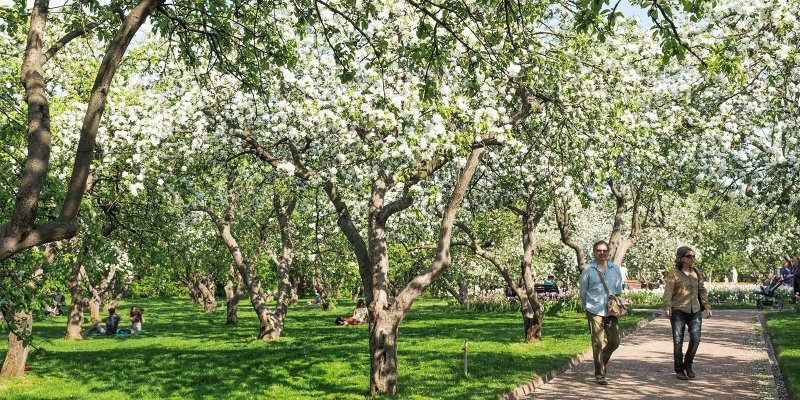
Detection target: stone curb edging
<box><xmin>502</xmin><ymin>312</ymin><xmax>660</xmax><ymax>400</ymax></box>
<box><xmin>758</xmin><ymin>313</ymin><xmax>795</xmax><ymax>400</ymax></box>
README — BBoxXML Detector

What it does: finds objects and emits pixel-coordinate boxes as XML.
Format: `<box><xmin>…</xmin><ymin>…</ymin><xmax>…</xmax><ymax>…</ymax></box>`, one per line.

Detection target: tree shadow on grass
<box><xmin>27</xmin><ymin>340</ymin><xmax>370</xmax><ymax>399</ymax></box>
<box><xmin>1</xmin><ymin>298</ymin><xmax>619</xmax><ymax>399</ymax></box>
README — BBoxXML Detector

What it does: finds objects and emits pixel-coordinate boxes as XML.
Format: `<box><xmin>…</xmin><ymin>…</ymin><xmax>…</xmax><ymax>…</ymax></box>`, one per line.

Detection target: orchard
<box><xmin>1</xmin><ymin>0</ymin><xmax>799</xmax><ymax>398</ymax></box>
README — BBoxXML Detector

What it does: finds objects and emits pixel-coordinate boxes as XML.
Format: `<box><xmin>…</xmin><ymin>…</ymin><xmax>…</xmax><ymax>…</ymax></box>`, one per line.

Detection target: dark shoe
<box><xmin>686</xmin><ymin>369</ymin><xmax>696</xmax><ymax>379</ymax></box>
<box><xmin>676</xmin><ymin>371</ymin><xmax>690</xmax><ymax>380</ymax></box>
<box><xmin>595</xmin><ymin>377</ymin><xmax>608</xmax><ymax>385</ymax></box>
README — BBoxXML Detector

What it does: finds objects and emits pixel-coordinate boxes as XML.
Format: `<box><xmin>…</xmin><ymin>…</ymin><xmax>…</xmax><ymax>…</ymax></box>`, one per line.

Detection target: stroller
<box><xmin>753</xmin><ymin>275</ymin><xmax>784</xmax><ymax>311</ymax></box>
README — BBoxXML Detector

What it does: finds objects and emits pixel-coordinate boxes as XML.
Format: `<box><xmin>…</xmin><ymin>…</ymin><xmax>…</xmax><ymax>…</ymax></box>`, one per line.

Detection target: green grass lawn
<box><xmin>765</xmin><ymin>310</ymin><xmax>800</xmax><ymax>397</ymax></box>
<box><xmin>0</xmin><ymin>298</ymin><xmax>644</xmax><ymax>399</ymax></box>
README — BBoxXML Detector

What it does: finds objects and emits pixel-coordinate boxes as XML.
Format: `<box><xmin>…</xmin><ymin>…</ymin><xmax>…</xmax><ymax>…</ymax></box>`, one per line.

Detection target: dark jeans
<box><xmin>670</xmin><ymin>309</ymin><xmax>702</xmax><ymax>373</ymax></box>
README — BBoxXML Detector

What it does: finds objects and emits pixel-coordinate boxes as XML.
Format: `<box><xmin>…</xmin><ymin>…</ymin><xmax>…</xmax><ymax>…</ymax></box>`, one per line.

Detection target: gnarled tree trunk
<box><xmin>607</xmin><ymin>180</ymin><xmax>664</xmax><ymax>266</ymax></box>
<box><xmin>554</xmin><ymin>199</ymin><xmax>587</xmax><ymax>271</ymax></box>
<box><xmin>201</xmin><ymin>177</ymin><xmax>295</xmax><ymax>340</ymax></box>
<box><xmin>455</xmin><ymin>192</ymin><xmax>547</xmax><ymax>344</ymax></box>
<box><xmin>65</xmin><ymin>249</ymin><xmax>87</xmax><ymax>339</ymax></box>
<box><xmin>0</xmin><ymin>0</ymin><xmax>164</xmax><ymax>262</ymax></box>
<box><xmin>0</xmin><ymin>262</ymin><xmax>47</xmax><ymax>377</ymax></box>
<box><xmin>369</xmin><ymin>313</ymin><xmax>401</xmax><ymax>395</ymax></box>
<box><xmin>518</xmin><ymin>201</ymin><xmax>546</xmax><ymax>343</ymax></box>
<box><xmin>0</xmin><ymin>311</ymin><xmax>32</xmax><ymax>378</ymax></box>
<box><xmin>443</xmin><ymin>279</ymin><xmax>469</xmax><ymax>306</ymax></box>
<box><xmin>367</xmin><ymin>146</ymin><xmax>484</xmax><ymax>395</ymax></box>
<box><xmin>224</xmin><ymin>265</ymin><xmax>243</xmax><ymax>325</ymax></box>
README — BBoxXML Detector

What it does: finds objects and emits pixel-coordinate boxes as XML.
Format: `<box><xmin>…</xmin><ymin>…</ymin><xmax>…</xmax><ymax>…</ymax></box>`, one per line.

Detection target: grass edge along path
<box><xmin>0</xmin><ymin>297</ymin><xmax>645</xmax><ymax>400</ymax></box>
<box><xmin>765</xmin><ymin>310</ymin><xmax>800</xmax><ymax>399</ymax></box>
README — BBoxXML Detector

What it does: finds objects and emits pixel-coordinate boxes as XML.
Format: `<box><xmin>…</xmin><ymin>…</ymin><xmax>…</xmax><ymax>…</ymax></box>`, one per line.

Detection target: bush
<box><xmin>622</xmin><ymin>290</ymin><xmax>662</xmax><ymax>307</ymax></box>
<box><xmin>450</xmin><ymin>292</ymin><xmax>580</xmax><ymax>315</ymax></box>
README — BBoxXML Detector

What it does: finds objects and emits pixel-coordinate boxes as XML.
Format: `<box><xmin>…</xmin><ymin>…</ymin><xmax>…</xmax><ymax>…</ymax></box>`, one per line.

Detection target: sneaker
<box><xmin>686</xmin><ymin>369</ymin><xmax>696</xmax><ymax>379</ymax></box>
<box><xmin>676</xmin><ymin>371</ymin><xmax>690</xmax><ymax>380</ymax></box>
<box><xmin>596</xmin><ymin>377</ymin><xmax>608</xmax><ymax>385</ymax></box>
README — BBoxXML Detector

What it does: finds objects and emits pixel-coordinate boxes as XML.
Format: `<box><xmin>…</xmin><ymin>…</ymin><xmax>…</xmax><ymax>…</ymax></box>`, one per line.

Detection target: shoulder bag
<box><xmin>596</xmin><ymin>268</ymin><xmax>632</xmax><ymax>317</ymax></box>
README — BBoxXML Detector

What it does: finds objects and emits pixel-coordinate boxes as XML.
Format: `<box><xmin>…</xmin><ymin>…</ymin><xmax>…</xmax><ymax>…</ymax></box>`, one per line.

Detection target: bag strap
<box><xmin>595</xmin><ymin>267</ymin><xmax>611</xmax><ymax>296</ymax></box>
<box><xmin>691</xmin><ymin>266</ymin><xmax>703</xmax><ymax>282</ymax></box>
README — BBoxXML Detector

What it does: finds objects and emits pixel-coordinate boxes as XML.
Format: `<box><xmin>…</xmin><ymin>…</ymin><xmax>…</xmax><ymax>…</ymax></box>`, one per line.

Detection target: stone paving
<box><xmin>522</xmin><ymin>310</ymin><xmax>778</xmax><ymax>400</ymax></box>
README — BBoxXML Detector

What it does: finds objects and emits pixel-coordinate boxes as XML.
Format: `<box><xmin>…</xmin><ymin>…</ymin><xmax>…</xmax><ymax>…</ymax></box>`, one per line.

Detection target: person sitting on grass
<box><xmin>53</xmin><ymin>290</ymin><xmax>66</xmax><ymax>315</ymax></box>
<box><xmin>42</xmin><ymin>301</ymin><xmax>58</xmax><ymax>316</ymax></box>
<box><xmin>307</xmin><ymin>290</ymin><xmax>324</xmax><ymax>305</ymax></box>
<box><xmin>81</xmin><ymin>307</ymin><xmax>121</xmax><ymax>337</ymax></box>
<box><xmin>336</xmin><ymin>299</ymin><xmax>368</xmax><ymax>325</ymax></box>
<box><xmin>118</xmin><ymin>306</ymin><xmax>145</xmax><ymax>335</ymax></box>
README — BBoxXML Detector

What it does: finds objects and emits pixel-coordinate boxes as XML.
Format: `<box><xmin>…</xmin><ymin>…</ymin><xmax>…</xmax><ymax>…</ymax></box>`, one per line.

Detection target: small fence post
<box><xmin>463</xmin><ymin>339</ymin><xmax>469</xmax><ymax>377</ymax></box>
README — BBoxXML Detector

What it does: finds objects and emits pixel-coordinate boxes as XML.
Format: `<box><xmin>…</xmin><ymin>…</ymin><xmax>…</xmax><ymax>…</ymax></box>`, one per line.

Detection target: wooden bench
<box><xmin>533</xmin><ymin>284</ymin><xmax>560</xmax><ymax>298</ymax></box>
<box><xmin>624</xmin><ymin>280</ymin><xmax>643</xmax><ymax>290</ymax></box>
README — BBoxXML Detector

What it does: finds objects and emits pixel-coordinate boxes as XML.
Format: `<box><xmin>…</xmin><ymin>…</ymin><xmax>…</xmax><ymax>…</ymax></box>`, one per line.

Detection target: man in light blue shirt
<box><xmin>579</xmin><ymin>240</ymin><xmax>623</xmax><ymax>385</ymax></box>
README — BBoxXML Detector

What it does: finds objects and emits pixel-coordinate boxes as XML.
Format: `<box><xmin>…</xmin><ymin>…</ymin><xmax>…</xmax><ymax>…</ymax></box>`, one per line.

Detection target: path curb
<box><xmin>758</xmin><ymin>313</ymin><xmax>795</xmax><ymax>400</ymax></box>
<box><xmin>502</xmin><ymin>311</ymin><xmax>660</xmax><ymax>400</ymax></box>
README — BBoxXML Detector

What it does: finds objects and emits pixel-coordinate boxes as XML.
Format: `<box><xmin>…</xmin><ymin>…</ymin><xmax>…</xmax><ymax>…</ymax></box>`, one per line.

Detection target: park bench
<box><xmin>624</xmin><ymin>280</ymin><xmax>643</xmax><ymax>290</ymax></box>
<box><xmin>533</xmin><ymin>284</ymin><xmax>560</xmax><ymax>298</ymax></box>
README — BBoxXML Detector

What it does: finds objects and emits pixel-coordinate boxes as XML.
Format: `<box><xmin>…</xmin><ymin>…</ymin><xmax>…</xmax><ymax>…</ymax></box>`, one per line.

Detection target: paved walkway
<box><xmin>525</xmin><ymin>310</ymin><xmax>777</xmax><ymax>400</ymax></box>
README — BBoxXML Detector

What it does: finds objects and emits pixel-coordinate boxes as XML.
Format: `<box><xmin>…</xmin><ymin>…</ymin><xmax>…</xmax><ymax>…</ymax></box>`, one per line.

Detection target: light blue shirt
<box><xmin>579</xmin><ymin>261</ymin><xmax>623</xmax><ymax>317</ymax></box>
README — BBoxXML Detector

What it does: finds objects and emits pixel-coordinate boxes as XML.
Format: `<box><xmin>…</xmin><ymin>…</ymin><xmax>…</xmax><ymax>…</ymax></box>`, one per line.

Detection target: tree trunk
<box><xmin>88</xmin><ymin>297</ymin><xmax>101</xmax><ymax>323</ymax></box>
<box><xmin>197</xmin><ymin>277</ymin><xmax>217</xmax><ymax>313</ymax></box>
<box><xmin>205</xmin><ymin>181</ymin><xmax>286</xmax><ymax>340</ymax></box>
<box><xmin>0</xmin><ymin>0</ymin><xmax>164</xmax><ymax>262</ymax></box>
<box><xmin>0</xmin><ymin>310</ymin><xmax>32</xmax><ymax>378</ymax></box>
<box><xmin>369</xmin><ymin>314</ymin><xmax>401</xmax><ymax>396</ymax></box>
<box><xmin>65</xmin><ymin>259</ymin><xmax>86</xmax><ymax>340</ymax></box>
<box><xmin>607</xmin><ymin>181</ymin><xmax>647</xmax><ymax>266</ymax></box>
<box><xmin>367</xmin><ymin>146</ymin><xmax>484</xmax><ymax>395</ymax></box>
<box><xmin>443</xmin><ymin>281</ymin><xmax>469</xmax><ymax>306</ymax></box>
<box><xmin>519</xmin><ymin>204</ymin><xmax>545</xmax><ymax>343</ymax></box>
<box><xmin>271</xmin><ymin>192</ymin><xmax>296</xmax><ymax>328</ymax></box>
<box><xmin>519</xmin><ymin>295</ymin><xmax>543</xmax><ymax>343</ymax></box>
<box><xmin>224</xmin><ymin>271</ymin><xmax>240</xmax><ymax>325</ymax></box>
<box><xmin>554</xmin><ymin>200</ymin><xmax>587</xmax><ymax>271</ymax></box>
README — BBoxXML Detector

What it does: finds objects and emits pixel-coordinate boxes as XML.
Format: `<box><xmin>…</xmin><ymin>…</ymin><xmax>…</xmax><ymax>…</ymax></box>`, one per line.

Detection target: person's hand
<box><xmin>664</xmin><ymin>309</ymin><xmax>671</xmax><ymax>319</ymax></box>
<box><xmin>705</xmin><ymin>308</ymin><xmax>713</xmax><ymax>318</ymax></box>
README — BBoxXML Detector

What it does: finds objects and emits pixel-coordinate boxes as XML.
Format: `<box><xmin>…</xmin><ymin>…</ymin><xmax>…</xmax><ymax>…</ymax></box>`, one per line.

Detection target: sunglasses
<box><xmin>684</xmin><ymin>254</ymin><xmax>695</xmax><ymax>259</ymax></box>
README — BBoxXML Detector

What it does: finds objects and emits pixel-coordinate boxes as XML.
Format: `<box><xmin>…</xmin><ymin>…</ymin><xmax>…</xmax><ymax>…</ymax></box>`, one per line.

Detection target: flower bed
<box><xmin>621</xmin><ymin>282</ymin><xmax>795</xmax><ymax>309</ymax></box>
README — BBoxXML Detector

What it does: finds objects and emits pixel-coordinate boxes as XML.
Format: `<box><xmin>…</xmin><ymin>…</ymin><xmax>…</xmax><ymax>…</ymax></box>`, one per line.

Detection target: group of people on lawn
<box><xmin>81</xmin><ymin>305</ymin><xmax>145</xmax><ymax>337</ymax></box>
<box><xmin>40</xmin><ymin>289</ymin><xmax>145</xmax><ymax>337</ymax></box>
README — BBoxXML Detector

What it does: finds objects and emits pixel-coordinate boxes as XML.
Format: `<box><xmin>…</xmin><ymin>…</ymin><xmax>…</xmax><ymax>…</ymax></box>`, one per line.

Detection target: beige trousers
<box><xmin>586</xmin><ymin>312</ymin><xmax>620</xmax><ymax>378</ymax></box>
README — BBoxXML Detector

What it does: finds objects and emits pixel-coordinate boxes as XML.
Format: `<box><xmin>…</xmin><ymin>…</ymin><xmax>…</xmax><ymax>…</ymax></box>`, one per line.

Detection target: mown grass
<box><xmin>765</xmin><ymin>309</ymin><xmax>800</xmax><ymax>397</ymax></box>
<box><xmin>0</xmin><ymin>297</ymin><xmax>644</xmax><ymax>399</ymax></box>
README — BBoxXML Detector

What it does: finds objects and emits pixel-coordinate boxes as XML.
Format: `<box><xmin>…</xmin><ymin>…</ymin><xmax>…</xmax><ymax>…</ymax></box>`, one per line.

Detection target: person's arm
<box><xmin>663</xmin><ymin>270</ymin><xmax>675</xmax><ymax>318</ymax></box>
<box><xmin>614</xmin><ymin>265</ymin><xmax>623</xmax><ymax>295</ymax></box>
<box><xmin>579</xmin><ymin>267</ymin><xmax>590</xmax><ymax>308</ymax></box>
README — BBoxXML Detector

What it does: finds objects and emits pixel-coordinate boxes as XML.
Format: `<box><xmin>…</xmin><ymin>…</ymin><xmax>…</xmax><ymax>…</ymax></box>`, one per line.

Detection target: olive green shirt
<box><xmin>663</xmin><ymin>267</ymin><xmax>711</xmax><ymax>314</ymax></box>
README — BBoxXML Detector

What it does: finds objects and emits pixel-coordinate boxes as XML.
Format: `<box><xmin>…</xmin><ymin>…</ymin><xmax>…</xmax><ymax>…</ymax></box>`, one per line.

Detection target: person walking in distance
<box><xmin>663</xmin><ymin>246</ymin><xmax>712</xmax><ymax>380</ymax></box>
<box><xmin>579</xmin><ymin>240</ymin><xmax>624</xmax><ymax>385</ymax></box>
